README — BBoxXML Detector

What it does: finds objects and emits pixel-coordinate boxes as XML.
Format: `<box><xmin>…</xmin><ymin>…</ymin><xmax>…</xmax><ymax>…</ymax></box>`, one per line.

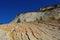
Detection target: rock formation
<box><xmin>0</xmin><ymin>4</ymin><xmax>60</xmax><ymax>40</ymax></box>
<box><xmin>10</xmin><ymin>4</ymin><xmax>60</xmax><ymax>24</ymax></box>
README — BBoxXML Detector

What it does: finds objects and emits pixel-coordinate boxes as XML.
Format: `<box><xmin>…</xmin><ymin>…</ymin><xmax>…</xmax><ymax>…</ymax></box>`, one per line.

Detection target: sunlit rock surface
<box><xmin>0</xmin><ymin>22</ymin><xmax>60</xmax><ymax>40</ymax></box>
<box><xmin>0</xmin><ymin>4</ymin><xmax>60</xmax><ymax>40</ymax></box>
<box><xmin>10</xmin><ymin>4</ymin><xmax>60</xmax><ymax>24</ymax></box>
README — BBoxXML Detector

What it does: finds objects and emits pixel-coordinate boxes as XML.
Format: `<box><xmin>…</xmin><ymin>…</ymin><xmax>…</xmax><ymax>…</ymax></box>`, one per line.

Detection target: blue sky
<box><xmin>0</xmin><ymin>0</ymin><xmax>59</xmax><ymax>24</ymax></box>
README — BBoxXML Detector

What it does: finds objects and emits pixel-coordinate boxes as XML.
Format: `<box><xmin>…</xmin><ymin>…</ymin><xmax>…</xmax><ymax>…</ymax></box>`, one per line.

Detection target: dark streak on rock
<box><xmin>29</xmin><ymin>27</ymin><xmax>39</xmax><ymax>40</ymax></box>
<box><xmin>58</xmin><ymin>27</ymin><xmax>60</xmax><ymax>30</ymax></box>
<box><xmin>17</xmin><ymin>18</ymin><xmax>21</xmax><ymax>23</ymax></box>
<box><xmin>26</xmin><ymin>31</ymin><xmax>30</xmax><ymax>40</ymax></box>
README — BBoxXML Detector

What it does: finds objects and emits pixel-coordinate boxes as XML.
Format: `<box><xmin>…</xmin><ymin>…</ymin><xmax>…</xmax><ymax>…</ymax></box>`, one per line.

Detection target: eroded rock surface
<box><xmin>0</xmin><ymin>22</ymin><xmax>60</xmax><ymax>40</ymax></box>
<box><xmin>0</xmin><ymin>4</ymin><xmax>60</xmax><ymax>40</ymax></box>
<box><xmin>10</xmin><ymin>4</ymin><xmax>60</xmax><ymax>24</ymax></box>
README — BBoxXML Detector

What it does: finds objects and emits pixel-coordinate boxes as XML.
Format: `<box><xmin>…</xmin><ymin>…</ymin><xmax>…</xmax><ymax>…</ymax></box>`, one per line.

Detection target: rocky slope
<box><xmin>0</xmin><ymin>4</ymin><xmax>60</xmax><ymax>40</ymax></box>
<box><xmin>10</xmin><ymin>4</ymin><xmax>60</xmax><ymax>24</ymax></box>
<box><xmin>0</xmin><ymin>22</ymin><xmax>60</xmax><ymax>40</ymax></box>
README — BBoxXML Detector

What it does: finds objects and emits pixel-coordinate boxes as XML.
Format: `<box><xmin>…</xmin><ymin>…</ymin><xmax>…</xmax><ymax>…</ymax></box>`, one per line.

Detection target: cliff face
<box><xmin>10</xmin><ymin>4</ymin><xmax>60</xmax><ymax>24</ymax></box>
<box><xmin>0</xmin><ymin>4</ymin><xmax>60</xmax><ymax>40</ymax></box>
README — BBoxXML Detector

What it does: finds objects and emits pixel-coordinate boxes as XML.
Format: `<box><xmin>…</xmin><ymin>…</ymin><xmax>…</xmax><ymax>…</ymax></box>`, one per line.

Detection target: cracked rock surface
<box><xmin>0</xmin><ymin>4</ymin><xmax>60</xmax><ymax>40</ymax></box>
<box><xmin>0</xmin><ymin>22</ymin><xmax>60</xmax><ymax>40</ymax></box>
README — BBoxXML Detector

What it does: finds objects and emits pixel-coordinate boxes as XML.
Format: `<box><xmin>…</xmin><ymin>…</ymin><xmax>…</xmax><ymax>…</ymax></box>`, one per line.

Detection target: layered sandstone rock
<box><xmin>0</xmin><ymin>4</ymin><xmax>60</xmax><ymax>40</ymax></box>
<box><xmin>0</xmin><ymin>22</ymin><xmax>60</xmax><ymax>40</ymax></box>
<box><xmin>0</xmin><ymin>23</ymin><xmax>41</xmax><ymax>40</ymax></box>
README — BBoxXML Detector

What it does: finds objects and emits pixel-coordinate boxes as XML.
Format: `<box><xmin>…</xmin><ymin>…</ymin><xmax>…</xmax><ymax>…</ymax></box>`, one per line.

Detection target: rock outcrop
<box><xmin>0</xmin><ymin>4</ymin><xmax>60</xmax><ymax>40</ymax></box>
<box><xmin>10</xmin><ymin>4</ymin><xmax>60</xmax><ymax>24</ymax></box>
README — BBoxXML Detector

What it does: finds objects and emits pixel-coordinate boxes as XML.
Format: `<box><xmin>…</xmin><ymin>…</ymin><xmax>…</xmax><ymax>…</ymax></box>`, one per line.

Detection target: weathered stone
<box><xmin>10</xmin><ymin>7</ymin><xmax>60</xmax><ymax>24</ymax></box>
